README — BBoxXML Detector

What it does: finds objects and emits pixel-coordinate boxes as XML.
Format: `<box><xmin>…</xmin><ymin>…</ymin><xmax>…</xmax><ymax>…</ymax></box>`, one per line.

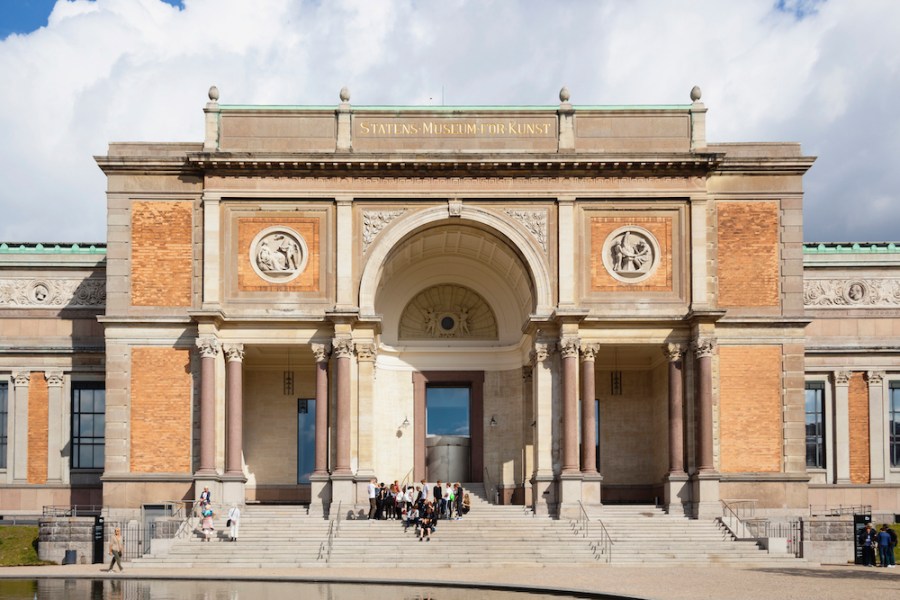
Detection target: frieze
<box><xmin>0</xmin><ymin>278</ymin><xmax>105</xmax><ymax>308</ymax></box>
<box><xmin>362</xmin><ymin>210</ymin><xmax>405</xmax><ymax>253</ymax></box>
<box><xmin>804</xmin><ymin>279</ymin><xmax>900</xmax><ymax>308</ymax></box>
<box><xmin>505</xmin><ymin>209</ymin><xmax>548</xmax><ymax>253</ymax></box>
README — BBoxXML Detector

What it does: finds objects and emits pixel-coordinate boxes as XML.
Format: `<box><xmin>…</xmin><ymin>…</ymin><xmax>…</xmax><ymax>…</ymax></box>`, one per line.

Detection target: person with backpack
<box><xmin>859</xmin><ymin>522</ymin><xmax>878</xmax><ymax>566</ymax></box>
<box><xmin>887</xmin><ymin>524</ymin><xmax>898</xmax><ymax>567</ymax></box>
<box><xmin>878</xmin><ymin>524</ymin><xmax>896</xmax><ymax>568</ymax></box>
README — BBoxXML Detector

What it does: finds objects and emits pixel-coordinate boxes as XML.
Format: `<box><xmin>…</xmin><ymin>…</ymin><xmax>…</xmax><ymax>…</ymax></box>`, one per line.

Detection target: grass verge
<box><xmin>0</xmin><ymin>525</ymin><xmax>54</xmax><ymax>566</ymax></box>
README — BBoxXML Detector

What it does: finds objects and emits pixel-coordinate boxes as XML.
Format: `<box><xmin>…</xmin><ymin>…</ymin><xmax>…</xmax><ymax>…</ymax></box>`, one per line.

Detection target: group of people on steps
<box><xmin>367</xmin><ymin>479</ymin><xmax>471</xmax><ymax>540</ymax></box>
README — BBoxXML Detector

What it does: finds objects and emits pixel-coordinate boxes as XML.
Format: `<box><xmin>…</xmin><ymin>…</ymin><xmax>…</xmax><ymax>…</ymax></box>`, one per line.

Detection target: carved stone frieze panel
<box><xmin>362</xmin><ymin>209</ymin><xmax>405</xmax><ymax>253</ymax></box>
<box><xmin>0</xmin><ymin>278</ymin><xmax>105</xmax><ymax>308</ymax></box>
<box><xmin>505</xmin><ymin>209</ymin><xmax>548</xmax><ymax>253</ymax></box>
<box><xmin>804</xmin><ymin>278</ymin><xmax>900</xmax><ymax>308</ymax></box>
<box><xmin>601</xmin><ymin>225</ymin><xmax>661</xmax><ymax>284</ymax></box>
<box><xmin>399</xmin><ymin>284</ymin><xmax>498</xmax><ymax>340</ymax></box>
<box><xmin>249</xmin><ymin>226</ymin><xmax>309</xmax><ymax>284</ymax></box>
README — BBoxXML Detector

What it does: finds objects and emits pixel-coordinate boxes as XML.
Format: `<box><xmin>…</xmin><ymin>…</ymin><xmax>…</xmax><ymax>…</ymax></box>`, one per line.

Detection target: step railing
<box><xmin>317</xmin><ymin>500</ymin><xmax>342</xmax><ymax>563</ymax></box>
<box><xmin>575</xmin><ymin>500</ymin><xmax>613</xmax><ymax>563</ymax></box>
<box><xmin>483</xmin><ymin>466</ymin><xmax>497</xmax><ymax>505</ymax></box>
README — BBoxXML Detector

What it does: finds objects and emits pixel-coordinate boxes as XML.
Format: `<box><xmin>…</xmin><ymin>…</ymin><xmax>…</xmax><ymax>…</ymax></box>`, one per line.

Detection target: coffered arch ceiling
<box><xmin>374</xmin><ymin>222</ymin><xmax>536</xmax><ymax>346</ymax></box>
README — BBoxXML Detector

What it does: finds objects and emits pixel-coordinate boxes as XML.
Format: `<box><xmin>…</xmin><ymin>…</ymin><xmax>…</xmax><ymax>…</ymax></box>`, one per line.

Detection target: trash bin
<box><xmin>62</xmin><ymin>549</ymin><xmax>77</xmax><ymax>565</ymax></box>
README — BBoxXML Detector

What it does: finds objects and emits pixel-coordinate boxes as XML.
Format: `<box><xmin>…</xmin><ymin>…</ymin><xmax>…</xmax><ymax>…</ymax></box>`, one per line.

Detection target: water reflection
<box><xmin>0</xmin><ymin>580</ymin><xmax>604</xmax><ymax>600</ymax></box>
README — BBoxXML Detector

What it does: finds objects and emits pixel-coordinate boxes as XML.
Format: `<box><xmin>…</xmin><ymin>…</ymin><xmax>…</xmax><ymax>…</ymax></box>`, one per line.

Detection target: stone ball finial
<box><xmin>690</xmin><ymin>85</ymin><xmax>702</xmax><ymax>102</ymax></box>
<box><xmin>208</xmin><ymin>85</ymin><xmax>219</xmax><ymax>102</ymax></box>
<box><xmin>559</xmin><ymin>86</ymin><xmax>570</xmax><ymax>103</ymax></box>
<box><xmin>339</xmin><ymin>86</ymin><xmax>350</xmax><ymax>102</ymax></box>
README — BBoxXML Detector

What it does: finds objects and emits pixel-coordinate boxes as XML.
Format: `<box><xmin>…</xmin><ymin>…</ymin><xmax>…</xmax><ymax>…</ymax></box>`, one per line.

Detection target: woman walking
<box><xmin>105</xmin><ymin>527</ymin><xmax>124</xmax><ymax>572</ymax></box>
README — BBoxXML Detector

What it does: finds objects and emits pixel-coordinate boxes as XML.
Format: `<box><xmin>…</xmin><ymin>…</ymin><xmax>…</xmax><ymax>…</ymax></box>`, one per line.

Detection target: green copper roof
<box><xmin>0</xmin><ymin>242</ymin><xmax>107</xmax><ymax>254</ymax></box>
<box><xmin>219</xmin><ymin>104</ymin><xmax>691</xmax><ymax>111</ymax></box>
<box><xmin>803</xmin><ymin>242</ymin><xmax>900</xmax><ymax>254</ymax></box>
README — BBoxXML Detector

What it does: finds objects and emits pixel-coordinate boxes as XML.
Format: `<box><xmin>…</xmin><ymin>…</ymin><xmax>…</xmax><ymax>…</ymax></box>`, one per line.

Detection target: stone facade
<box><xmin>0</xmin><ymin>87</ymin><xmax>897</xmax><ymax>530</ymax></box>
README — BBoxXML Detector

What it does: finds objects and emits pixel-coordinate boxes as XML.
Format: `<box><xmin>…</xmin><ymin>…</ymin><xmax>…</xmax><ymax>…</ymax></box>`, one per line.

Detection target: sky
<box><xmin>0</xmin><ymin>0</ymin><xmax>898</xmax><ymax>244</ymax></box>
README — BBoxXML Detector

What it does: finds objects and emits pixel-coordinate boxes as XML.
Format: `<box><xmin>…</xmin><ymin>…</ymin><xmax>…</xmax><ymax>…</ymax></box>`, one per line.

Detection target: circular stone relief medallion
<box><xmin>844</xmin><ymin>281</ymin><xmax>868</xmax><ymax>304</ymax></box>
<box><xmin>30</xmin><ymin>281</ymin><xmax>51</xmax><ymax>304</ymax></box>
<box><xmin>249</xmin><ymin>227</ymin><xmax>309</xmax><ymax>284</ymax></box>
<box><xmin>601</xmin><ymin>226</ymin><xmax>661</xmax><ymax>284</ymax></box>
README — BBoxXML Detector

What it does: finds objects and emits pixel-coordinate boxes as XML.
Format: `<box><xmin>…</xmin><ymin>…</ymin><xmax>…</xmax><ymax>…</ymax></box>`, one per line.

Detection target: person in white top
<box><xmin>367</xmin><ymin>478</ymin><xmax>377</xmax><ymax>519</ymax></box>
<box><xmin>227</xmin><ymin>504</ymin><xmax>241</xmax><ymax>542</ymax></box>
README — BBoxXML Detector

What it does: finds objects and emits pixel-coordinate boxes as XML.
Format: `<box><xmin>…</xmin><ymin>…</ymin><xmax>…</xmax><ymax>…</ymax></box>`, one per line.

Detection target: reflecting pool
<box><xmin>0</xmin><ymin>579</ymin><xmax>630</xmax><ymax>600</ymax></box>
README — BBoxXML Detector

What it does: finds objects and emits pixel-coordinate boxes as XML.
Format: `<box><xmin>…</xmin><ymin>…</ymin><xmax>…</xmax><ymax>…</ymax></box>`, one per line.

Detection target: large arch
<box><xmin>358</xmin><ymin>204</ymin><xmax>553</xmax><ymax>318</ymax></box>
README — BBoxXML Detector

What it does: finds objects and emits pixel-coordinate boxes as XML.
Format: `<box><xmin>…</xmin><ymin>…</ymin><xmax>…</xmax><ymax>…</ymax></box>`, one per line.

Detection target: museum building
<box><xmin>1</xmin><ymin>86</ymin><xmax>898</xmax><ymax>522</ymax></box>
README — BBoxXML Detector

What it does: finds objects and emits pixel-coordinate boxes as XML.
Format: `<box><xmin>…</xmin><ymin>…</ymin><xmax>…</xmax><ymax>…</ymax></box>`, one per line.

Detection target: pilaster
<box><xmin>11</xmin><ymin>370</ymin><xmax>30</xmax><ymax>483</ymax></box>
<box><xmin>45</xmin><ymin>371</ymin><xmax>65</xmax><ymax>483</ymax></box>
<box><xmin>530</xmin><ymin>338</ymin><xmax>556</xmax><ymax>515</ymax></box>
<box><xmin>354</xmin><ymin>340</ymin><xmax>377</xmax><ymax>481</ymax></box>
<box><xmin>833</xmin><ymin>370</ymin><xmax>851</xmax><ymax>484</ymax></box>
<box><xmin>866</xmin><ymin>371</ymin><xmax>885</xmax><ymax>483</ymax></box>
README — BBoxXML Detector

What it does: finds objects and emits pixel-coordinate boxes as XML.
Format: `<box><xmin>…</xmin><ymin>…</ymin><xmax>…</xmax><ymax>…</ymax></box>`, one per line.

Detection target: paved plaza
<box><xmin>1</xmin><ymin>563</ymin><xmax>897</xmax><ymax>600</ymax></box>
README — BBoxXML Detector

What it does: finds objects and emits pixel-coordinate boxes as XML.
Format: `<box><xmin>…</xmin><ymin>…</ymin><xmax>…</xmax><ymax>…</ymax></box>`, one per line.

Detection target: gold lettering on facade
<box><xmin>356</xmin><ymin>119</ymin><xmax>554</xmax><ymax>138</ymax></box>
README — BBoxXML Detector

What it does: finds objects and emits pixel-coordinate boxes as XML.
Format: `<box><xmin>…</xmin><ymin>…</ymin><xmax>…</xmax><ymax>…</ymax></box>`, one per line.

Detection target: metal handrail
<box><xmin>42</xmin><ymin>504</ymin><xmax>103</xmax><ymax>517</ymax></box>
<box><xmin>720</xmin><ymin>499</ymin><xmax>762</xmax><ymax>540</ymax></box>
<box><xmin>317</xmin><ymin>500</ymin><xmax>342</xmax><ymax>563</ymax></box>
<box><xmin>576</xmin><ymin>500</ymin><xmax>613</xmax><ymax>563</ymax></box>
<box><xmin>399</xmin><ymin>466</ymin><xmax>415</xmax><ymax>491</ymax></box>
<box><xmin>483</xmin><ymin>466</ymin><xmax>496</xmax><ymax>504</ymax></box>
<box><xmin>809</xmin><ymin>503</ymin><xmax>871</xmax><ymax>517</ymax></box>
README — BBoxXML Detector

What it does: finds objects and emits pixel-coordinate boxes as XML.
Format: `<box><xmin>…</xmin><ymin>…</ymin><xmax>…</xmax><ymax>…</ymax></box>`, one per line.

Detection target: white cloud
<box><xmin>0</xmin><ymin>0</ymin><xmax>898</xmax><ymax>242</ymax></box>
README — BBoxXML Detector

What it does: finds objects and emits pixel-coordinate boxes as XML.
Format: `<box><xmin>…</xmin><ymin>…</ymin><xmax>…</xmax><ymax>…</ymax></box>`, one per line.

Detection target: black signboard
<box><xmin>853</xmin><ymin>513</ymin><xmax>872</xmax><ymax>565</ymax></box>
<box><xmin>92</xmin><ymin>516</ymin><xmax>105</xmax><ymax>564</ymax></box>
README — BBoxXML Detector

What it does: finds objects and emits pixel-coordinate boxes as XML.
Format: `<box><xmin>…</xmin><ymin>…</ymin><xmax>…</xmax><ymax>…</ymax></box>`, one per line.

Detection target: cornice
<box><xmin>712</xmin><ymin>156</ymin><xmax>816</xmax><ymax>176</ymax></box>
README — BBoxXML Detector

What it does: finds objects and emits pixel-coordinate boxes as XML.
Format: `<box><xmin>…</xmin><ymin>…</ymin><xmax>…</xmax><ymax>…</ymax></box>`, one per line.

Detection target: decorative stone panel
<box><xmin>237</xmin><ymin>217</ymin><xmax>319</xmax><ymax>292</ymax></box>
<box><xmin>399</xmin><ymin>284</ymin><xmax>498</xmax><ymax>340</ymax></box>
<box><xmin>362</xmin><ymin>210</ymin><xmax>405</xmax><ymax>253</ymax></box>
<box><xmin>504</xmin><ymin>209</ymin><xmax>548</xmax><ymax>253</ymax></box>
<box><xmin>0</xmin><ymin>278</ymin><xmax>105</xmax><ymax>308</ymax></box>
<box><xmin>804</xmin><ymin>278</ymin><xmax>900</xmax><ymax>307</ymax></box>
<box><xmin>590</xmin><ymin>216</ymin><xmax>672</xmax><ymax>292</ymax></box>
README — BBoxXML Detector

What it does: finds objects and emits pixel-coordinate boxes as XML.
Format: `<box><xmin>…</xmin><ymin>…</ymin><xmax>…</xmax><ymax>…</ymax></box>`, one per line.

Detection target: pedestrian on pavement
<box><xmin>859</xmin><ymin>522</ymin><xmax>878</xmax><ymax>566</ymax></box>
<box><xmin>367</xmin><ymin>477</ymin><xmax>378</xmax><ymax>519</ymax></box>
<box><xmin>105</xmin><ymin>527</ymin><xmax>124</xmax><ymax>572</ymax></box>
<box><xmin>227</xmin><ymin>504</ymin><xmax>241</xmax><ymax>542</ymax></box>
<box><xmin>877</xmin><ymin>524</ymin><xmax>893</xmax><ymax>568</ymax></box>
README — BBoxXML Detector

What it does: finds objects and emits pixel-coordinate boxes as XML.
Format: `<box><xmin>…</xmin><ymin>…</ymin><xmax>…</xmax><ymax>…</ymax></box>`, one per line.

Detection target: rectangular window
<box><xmin>805</xmin><ymin>382</ymin><xmax>826</xmax><ymax>469</ymax></box>
<box><xmin>71</xmin><ymin>382</ymin><xmax>105</xmax><ymax>469</ymax></box>
<box><xmin>891</xmin><ymin>383</ymin><xmax>900</xmax><ymax>468</ymax></box>
<box><xmin>426</xmin><ymin>386</ymin><xmax>470</xmax><ymax>436</ymax></box>
<box><xmin>0</xmin><ymin>382</ymin><xmax>7</xmax><ymax>469</ymax></box>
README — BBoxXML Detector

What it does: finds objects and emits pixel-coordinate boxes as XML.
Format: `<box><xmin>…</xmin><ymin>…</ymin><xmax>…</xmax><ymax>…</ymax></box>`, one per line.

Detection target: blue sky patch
<box><xmin>1</xmin><ymin>0</ymin><xmax>184</xmax><ymax>40</ymax></box>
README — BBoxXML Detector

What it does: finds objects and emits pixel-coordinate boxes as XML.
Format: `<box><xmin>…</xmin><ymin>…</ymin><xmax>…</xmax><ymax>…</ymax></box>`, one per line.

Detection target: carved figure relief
<box><xmin>399</xmin><ymin>284</ymin><xmax>498</xmax><ymax>340</ymax></box>
<box><xmin>362</xmin><ymin>210</ymin><xmax>405</xmax><ymax>253</ymax></box>
<box><xmin>0</xmin><ymin>278</ymin><xmax>105</xmax><ymax>308</ymax></box>
<box><xmin>249</xmin><ymin>227</ymin><xmax>309</xmax><ymax>284</ymax></box>
<box><xmin>804</xmin><ymin>278</ymin><xmax>900</xmax><ymax>307</ymax></box>
<box><xmin>505</xmin><ymin>209</ymin><xmax>548</xmax><ymax>253</ymax></box>
<box><xmin>601</xmin><ymin>226</ymin><xmax>660</xmax><ymax>284</ymax></box>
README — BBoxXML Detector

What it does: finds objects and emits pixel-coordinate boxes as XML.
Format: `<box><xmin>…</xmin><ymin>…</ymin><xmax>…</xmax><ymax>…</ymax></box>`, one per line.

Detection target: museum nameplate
<box><xmin>352</xmin><ymin>116</ymin><xmax>558</xmax><ymax>152</ymax></box>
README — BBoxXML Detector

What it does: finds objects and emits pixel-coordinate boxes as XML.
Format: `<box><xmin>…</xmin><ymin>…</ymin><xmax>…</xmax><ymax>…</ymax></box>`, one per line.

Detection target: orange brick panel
<box><xmin>27</xmin><ymin>374</ymin><xmax>48</xmax><ymax>484</ymax></box>
<box><xmin>131</xmin><ymin>201</ymin><xmax>193</xmax><ymax>306</ymax></box>
<box><xmin>848</xmin><ymin>372</ymin><xmax>870</xmax><ymax>484</ymax></box>
<box><xmin>717</xmin><ymin>201</ymin><xmax>780</xmax><ymax>307</ymax></box>
<box><xmin>590</xmin><ymin>216</ymin><xmax>673</xmax><ymax>292</ymax></box>
<box><xmin>719</xmin><ymin>345</ymin><xmax>783</xmax><ymax>473</ymax></box>
<box><xmin>130</xmin><ymin>347</ymin><xmax>192</xmax><ymax>473</ymax></box>
<box><xmin>237</xmin><ymin>217</ymin><xmax>320</xmax><ymax>292</ymax></box>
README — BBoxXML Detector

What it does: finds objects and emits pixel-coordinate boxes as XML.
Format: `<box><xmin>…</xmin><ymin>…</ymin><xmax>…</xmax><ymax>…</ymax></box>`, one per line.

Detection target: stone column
<box><xmin>530</xmin><ymin>341</ymin><xmax>555</xmax><ymax>515</ymax></box>
<box><xmin>691</xmin><ymin>337</ymin><xmax>720</xmax><ymax>519</ymax></box>
<box><xmin>663</xmin><ymin>344</ymin><xmax>689</xmax><ymax>515</ymax></box>
<box><xmin>195</xmin><ymin>337</ymin><xmax>219</xmax><ymax>477</ymax></box>
<box><xmin>693</xmin><ymin>338</ymin><xmax>715</xmax><ymax>473</ymax></box>
<box><xmin>355</xmin><ymin>341</ymin><xmax>377</xmax><ymax>480</ymax></box>
<box><xmin>867</xmin><ymin>371</ymin><xmax>885</xmax><ymax>483</ymax></box>
<box><xmin>309</xmin><ymin>343</ymin><xmax>332</xmax><ymax>517</ymax></box>
<box><xmin>10</xmin><ymin>371</ymin><xmax>30</xmax><ymax>483</ymax></box>
<box><xmin>521</xmin><ymin>365</ymin><xmax>534</xmax><ymax>506</ymax></box>
<box><xmin>45</xmin><ymin>371</ymin><xmax>65</xmax><ymax>483</ymax></box>
<box><xmin>332</xmin><ymin>338</ymin><xmax>353</xmax><ymax>475</ymax></box>
<box><xmin>558</xmin><ymin>336</ymin><xmax>583</xmax><ymax>518</ymax></box>
<box><xmin>833</xmin><ymin>370</ymin><xmax>851</xmax><ymax>484</ymax></box>
<box><xmin>223</xmin><ymin>344</ymin><xmax>244</xmax><ymax>476</ymax></box>
<box><xmin>579</xmin><ymin>343</ymin><xmax>598</xmax><ymax>474</ymax></box>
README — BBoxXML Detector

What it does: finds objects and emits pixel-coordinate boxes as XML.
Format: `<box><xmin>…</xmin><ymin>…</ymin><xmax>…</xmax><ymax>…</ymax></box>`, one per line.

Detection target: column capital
<box><xmin>530</xmin><ymin>342</ymin><xmax>554</xmax><ymax>365</ymax></box>
<box><xmin>580</xmin><ymin>343</ymin><xmax>599</xmax><ymax>362</ymax></box>
<box><xmin>834</xmin><ymin>370</ymin><xmax>852</xmax><ymax>386</ymax></box>
<box><xmin>332</xmin><ymin>337</ymin><xmax>354</xmax><ymax>359</ymax></box>
<box><xmin>196</xmin><ymin>337</ymin><xmax>220</xmax><ymax>359</ymax></box>
<box><xmin>692</xmin><ymin>337</ymin><xmax>716</xmax><ymax>359</ymax></box>
<box><xmin>311</xmin><ymin>342</ymin><xmax>332</xmax><ymax>363</ymax></box>
<box><xmin>866</xmin><ymin>370</ymin><xmax>885</xmax><ymax>386</ymax></box>
<box><xmin>11</xmin><ymin>370</ymin><xmax>30</xmax><ymax>386</ymax></box>
<box><xmin>355</xmin><ymin>342</ymin><xmax>377</xmax><ymax>362</ymax></box>
<box><xmin>223</xmin><ymin>343</ymin><xmax>245</xmax><ymax>362</ymax></box>
<box><xmin>45</xmin><ymin>370</ymin><xmax>64</xmax><ymax>387</ymax></box>
<box><xmin>663</xmin><ymin>343</ymin><xmax>685</xmax><ymax>362</ymax></box>
<box><xmin>558</xmin><ymin>336</ymin><xmax>580</xmax><ymax>359</ymax></box>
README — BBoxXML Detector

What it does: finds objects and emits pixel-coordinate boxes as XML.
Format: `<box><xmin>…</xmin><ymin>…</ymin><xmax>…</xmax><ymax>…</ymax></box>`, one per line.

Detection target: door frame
<box><xmin>412</xmin><ymin>371</ymin><xmax>484</xmax><ymax>482</ymax></box>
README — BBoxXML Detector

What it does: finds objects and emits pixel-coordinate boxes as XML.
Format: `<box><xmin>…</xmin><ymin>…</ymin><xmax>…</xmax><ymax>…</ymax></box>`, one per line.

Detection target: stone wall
<box><xmin>37</xmin><ymin>516</ymin><xmax>97</xmax><ymax>565</ymax></box>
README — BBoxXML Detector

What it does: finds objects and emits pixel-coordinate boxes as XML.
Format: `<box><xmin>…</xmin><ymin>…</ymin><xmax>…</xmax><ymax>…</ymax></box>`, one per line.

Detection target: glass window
<box><xmin>805</xmin><ymin>382</ymin><xmax>825</xmax><ymax>469</ymax></box>
<box><xmin>72</xmin><ymin>383</ymin><xmax>105</xmax><ymax>469</ymax></box>
<box><xmin>426</xmin><ymin>386</ymin><xmax>470</xmax><ymax>436</ymax></box>
<box><xmin>297</xmin><ymin>398</ymin><xmax>316</xmax><ymax>484</ymax></box>
<box><xmin>0</xmin><ymin>382</ymin><xmax>7</xmax><ymax>469</ymax></box>
<box><xmin>890</xmin><ymin>383</ymin><xmax>900</xmax><ymax>468</ymax></box>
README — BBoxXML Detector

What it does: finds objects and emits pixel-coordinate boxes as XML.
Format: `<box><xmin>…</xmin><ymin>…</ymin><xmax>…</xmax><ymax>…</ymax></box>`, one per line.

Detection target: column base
<box><xmin>308</xmin><ymin>473</ymin><xmax>331</xmax><ymax>519</ymax></box>
<box><xmin>690</xmin><ymin>471</ymin><xmax>721</xmax><ymax>519</ymax></box>
<box><xmin>221</xmin><ymin>474</ymin><xmax>247</xmax><ymax>506</ymax></box>
<box><xmin>193</xmin><ymin>474</ymin><xmax>221</xmax><ymax>509</ymax></box>
<box><xmin>581</xmin><ymin>472</ymin><xmax>603</xmax><ymax>508</ymax></box>
<box><xmin>663</xmin><ymin>472</ymin><xmax>690</xmax><ymax>516</ymax></box>
<box><xmin>530</xmin><ymin>471</ymin><xmax>555</xmax><ymax>516</ymax></box>
<box><xmin>329</xmin><ymin>474</ymin><xmax>358</xmax><ymax>520</ymax></box>
<box><xmin>557</xmin><ymin>471</ymin><xmax>584</xmax><ymax>520</ymax></box>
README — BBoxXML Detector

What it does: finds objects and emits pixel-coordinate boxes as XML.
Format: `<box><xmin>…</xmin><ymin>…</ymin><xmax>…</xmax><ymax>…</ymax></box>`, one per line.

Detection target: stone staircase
<box><xmin>134</xmin><ymin>485</ymin><xmax>800</xmax><ymax>567</ymax></box>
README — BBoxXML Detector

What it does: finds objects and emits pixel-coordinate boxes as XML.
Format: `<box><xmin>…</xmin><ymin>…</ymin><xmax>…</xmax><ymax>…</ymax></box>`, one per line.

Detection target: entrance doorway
<box><xmin>425</xmin><ymin>386</ymin><xmax>471</xmax><ymax>481</ymax></box>
<box><xmin>297</xmin><ymin>398</ymin><xmax>315</xmax><ymax>484</ymax></box>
